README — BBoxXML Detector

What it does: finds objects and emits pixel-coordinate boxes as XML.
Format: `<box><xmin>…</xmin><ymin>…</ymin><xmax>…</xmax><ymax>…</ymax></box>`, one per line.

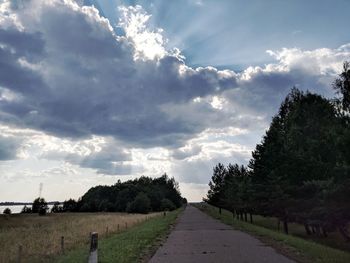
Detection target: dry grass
<box><xmin>0</xmin><ymin>212</ymin><xmax>160</xmax><ymax>262</ymax></box>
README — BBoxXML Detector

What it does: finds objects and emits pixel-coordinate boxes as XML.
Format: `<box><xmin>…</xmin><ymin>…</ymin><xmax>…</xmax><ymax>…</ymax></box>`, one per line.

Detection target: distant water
<box><xmin>0</xmin><ymin>205</ymin><xmax>54</xmax><ymax>214</ymax></box>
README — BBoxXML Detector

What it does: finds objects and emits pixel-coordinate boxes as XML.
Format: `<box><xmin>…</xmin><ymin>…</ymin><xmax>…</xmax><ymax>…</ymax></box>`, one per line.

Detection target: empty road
<box><xmin>149</xmin><ymin>205</ymin><xmax>295</xmax><ymax>263</ymax></box>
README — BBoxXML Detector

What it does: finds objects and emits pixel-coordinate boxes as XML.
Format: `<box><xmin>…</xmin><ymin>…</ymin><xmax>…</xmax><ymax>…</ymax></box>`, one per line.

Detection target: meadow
<box><xmin>0</xmin><ymin>212</ymin><xmax>160</xmax><ymax>262</ymax></box>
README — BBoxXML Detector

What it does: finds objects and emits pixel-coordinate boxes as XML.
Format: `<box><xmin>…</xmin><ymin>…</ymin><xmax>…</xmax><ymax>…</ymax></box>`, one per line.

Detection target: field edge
<box><xmin>51</xmin><ymin>208</ymin><xmax>183</xmax><ymax>263</ymax></box>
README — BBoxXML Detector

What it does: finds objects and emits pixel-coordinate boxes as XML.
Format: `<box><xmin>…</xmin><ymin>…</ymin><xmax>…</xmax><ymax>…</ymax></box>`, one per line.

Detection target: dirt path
<box><xmin>149</xmin><ymin>205</ymin><xmax>295</xmax><ymax>263</ymax></box>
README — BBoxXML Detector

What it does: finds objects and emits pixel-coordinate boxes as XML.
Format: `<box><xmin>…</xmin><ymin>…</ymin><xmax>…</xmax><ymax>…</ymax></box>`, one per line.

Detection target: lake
<box><xmin>0</xmin><ymin>204</ymin><xmax>54</xmax><ymax>214</ymax></box>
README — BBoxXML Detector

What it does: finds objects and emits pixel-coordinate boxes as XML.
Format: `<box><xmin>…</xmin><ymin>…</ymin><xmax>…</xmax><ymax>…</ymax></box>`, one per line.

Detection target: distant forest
<box><xmin>206</xmin><ymin>62</ymin><xmax>350</xmax><ymax>241</ymax></box>
<box><xmin>21</xmin><ymin>174</ymin><xmax>186</xmax><ymax>214</ymax></box>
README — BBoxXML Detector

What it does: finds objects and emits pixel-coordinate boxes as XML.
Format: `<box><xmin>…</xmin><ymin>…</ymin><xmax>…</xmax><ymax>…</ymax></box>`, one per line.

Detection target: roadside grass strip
<box><xmin>53</xmin><ymin>209</ymin><xmax>182</xmax><ymax>263</ymax></box>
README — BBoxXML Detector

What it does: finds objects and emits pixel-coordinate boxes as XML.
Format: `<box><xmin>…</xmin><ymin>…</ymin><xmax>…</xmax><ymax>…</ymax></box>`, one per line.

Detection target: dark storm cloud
<box><xmin>0</xmin><ymin>28</ymin><xmax>46</xmax><ymax>96</ymax></box>
<box><xmin>0</xmin><ymin>0</ymin><xmax>347</xmax><ymax>155</ymax></box>
<box><xmin>0</xmin><ymin>0</ymin><xmax>239</xmax><ymax>147</ymax></box>
<box><xmin>0</xmin><ymin>29</ymin><xmax>44</xmax><ymax>58</ymax></box>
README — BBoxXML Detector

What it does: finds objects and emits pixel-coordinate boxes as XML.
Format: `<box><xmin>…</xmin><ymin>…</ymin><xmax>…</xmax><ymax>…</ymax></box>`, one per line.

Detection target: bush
<box><xmin>3</xmin><ymin>208</ymin><xmax>11</xmax><ymax>214</ymax></box>
<box><xmin>126</xmin><ymin>193</ymin><xmax>151</xmax><ymax>214</ymax></box>
<box><xmin>51</xmin><ymin>202</ymin><xmax>63</xmax><ymax>213</ymax></box>
<box><xmin>38</xmin><ymin>206</ymin><xmax>47</xmax><ymax>216</ymax></box>
<box><xmin>160</xmin><ymin>198</ymin><xmax>176</xmax><ymax>211</ymax></box>
<box><xmin>21</xmin><ymin>205</ymin><xmax>32</xmax><ymax>213</ymax></box>
<box><xmin>32</xmin><ymin>198</ymin><xmax>48</xmax><ymax>215</ymax></box>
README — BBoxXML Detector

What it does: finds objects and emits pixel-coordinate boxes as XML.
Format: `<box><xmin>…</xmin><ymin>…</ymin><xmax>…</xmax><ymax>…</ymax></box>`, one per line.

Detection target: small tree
<box><xmin>3</xmin><ymin>208</ymin><xmax>11</xmax><ymax>214</ymax></box>
<box><xmin>206</xmin><ymin>163</ymin><xmax>227</xmax><ymax>208</ymax></box>
<box><xmin>32</xmin><ymin>197</ymin><xmax>48</xmax><ymax>216</ymax></box>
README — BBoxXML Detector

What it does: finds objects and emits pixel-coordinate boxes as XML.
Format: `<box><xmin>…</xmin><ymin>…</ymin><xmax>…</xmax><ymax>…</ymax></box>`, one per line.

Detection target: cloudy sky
<box><xmin>0</xmin><ymin>0</ymin><xmax>349</xmax><ymax>202</ymax></box>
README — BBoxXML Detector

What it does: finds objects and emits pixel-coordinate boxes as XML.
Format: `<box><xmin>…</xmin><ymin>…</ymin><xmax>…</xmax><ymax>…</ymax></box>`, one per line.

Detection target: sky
<box><xmin>0</xmin><ymin>0</ymin><xmax>349</xmax><ymax>203</ymax></box>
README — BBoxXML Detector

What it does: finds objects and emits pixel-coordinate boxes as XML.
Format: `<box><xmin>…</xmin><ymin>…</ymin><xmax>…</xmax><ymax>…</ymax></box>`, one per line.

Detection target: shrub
<box><xmin>32</xmin><ymin>198</ymin><xmax>48</xmax><ymax>215</ymax></box>
<box><xmin>3</xmin><ymin>208</ymin><xmax>11</xmax><ymax>214</ymax></box>
<box><xmin>21</xmin><ymin>205</ymin><xmax>32</xmax><ymax>213</ymax></box>
<box><xmin>126</xmin><ymin>193</ymin><xmax>151</xmax><ymax>214</ymax></box>
<box><xmin>51</xmin><ymin>202</ymin><xmax>63</xmax><ymax>213</ymax></box>
<box><xmin>160</xmin><ymin>198</ymin><xmax>176</xmax><ymax>211</ymax></box>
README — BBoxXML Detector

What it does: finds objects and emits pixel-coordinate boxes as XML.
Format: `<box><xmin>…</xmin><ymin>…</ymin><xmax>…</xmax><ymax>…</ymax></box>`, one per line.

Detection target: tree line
<box><xmin>206</xmin><ymin>62</ymin><xmax>350</xmax><ymax>241</ymax></box>
<box><xmin>19</xmin><ymin>174</ymin><xmax>186</xmax><ymax>215</ymax></box>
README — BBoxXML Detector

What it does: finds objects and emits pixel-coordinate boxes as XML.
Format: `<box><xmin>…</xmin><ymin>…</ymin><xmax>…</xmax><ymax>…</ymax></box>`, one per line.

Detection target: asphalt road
<box><xmin>149</xmin><ymin>205</ymin><xmax>295</xmax><ymax>263</ymax></box>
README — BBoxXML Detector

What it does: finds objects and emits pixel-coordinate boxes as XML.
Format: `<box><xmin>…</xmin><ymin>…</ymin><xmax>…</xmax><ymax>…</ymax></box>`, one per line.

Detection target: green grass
<box><xmin>195</xmin><ymin>203</ymin><xmax>350</xmax><ymax>263</ymax></box>
<box><xmin>247</xmin><ymin>214</ymin><xmax>350</xmax><ymax>252</ymax></box>
<box><xmin>52</xmin><ymin>209</ymin><xmax>182</xmax><ymax>263</ymax></box>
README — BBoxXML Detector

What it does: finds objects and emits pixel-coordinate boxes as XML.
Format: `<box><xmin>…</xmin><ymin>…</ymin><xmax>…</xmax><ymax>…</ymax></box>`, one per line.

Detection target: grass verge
<box><xmin>1</xmin><ymin>212</ymin><xmax>159</xmax><ymax>263</ymax></box>
<box><xmin>195</xmin><ymin>203</ymin><xmax>350</xmax><ymax>263</ymax></box>
<box><xmin>52</xmin><ymin>208</ymin><xmax>182</xmax><ymax>263</ymax></box>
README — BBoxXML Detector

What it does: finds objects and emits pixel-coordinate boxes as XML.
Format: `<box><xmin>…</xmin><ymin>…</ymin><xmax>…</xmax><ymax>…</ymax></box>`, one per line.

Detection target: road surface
<box><xmin>149</xmin><ymin>205</ymin><xmax>295</xmax><ymax>263</ymax></box>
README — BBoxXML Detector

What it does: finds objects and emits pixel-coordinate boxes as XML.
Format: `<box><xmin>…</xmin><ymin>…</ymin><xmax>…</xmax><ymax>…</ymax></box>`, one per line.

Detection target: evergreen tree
<box><xmin>333</xmin><ymin>61</ymin><xmax>350</xmax><ymax>113</ymax></box>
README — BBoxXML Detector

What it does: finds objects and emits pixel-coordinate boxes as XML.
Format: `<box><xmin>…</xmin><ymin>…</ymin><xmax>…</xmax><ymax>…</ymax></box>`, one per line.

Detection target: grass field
<box><xmin>54</xmin><ymin>208</ymin><xmax>182</xmax><ymax>263</ymax></box>
<box><xmin>0</xmin><ymin>212</ymin><xmax>161</xmax><ymax>262</ymax></box>
<box><xmin>196</xmin><ymin>203</ymin><xmax>350</xmax><ymax>263</ymax></box>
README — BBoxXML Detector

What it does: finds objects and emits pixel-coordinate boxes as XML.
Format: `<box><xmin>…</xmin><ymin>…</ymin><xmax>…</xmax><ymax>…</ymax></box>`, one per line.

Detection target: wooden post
<box><xmin>88</xmin><ymin>232</ymin><xmax>98</xmax><ymax>263</ymax></box>
<box><xmin>117</xmin><ymin>224</ymin><xmax>120</xmax><ymax>231</ymax></box>
<box><xmin>61</xmin><ymin>236</ymin><xmax>64</xmax><ymax>254</ymax></box>
<box><xmin>17</xmin><ymin>245</ymin><xmax>22</xmax><ymax>263</ymax></box>
<box><xmin>125</xmin><ymin>222</ymin><xmax>127</xmax><ymax>229</ymax></box>
<box><xmin>106</xmin><ymin>226</ymin><xmax>108</xmax><ymax>235</ymax></box>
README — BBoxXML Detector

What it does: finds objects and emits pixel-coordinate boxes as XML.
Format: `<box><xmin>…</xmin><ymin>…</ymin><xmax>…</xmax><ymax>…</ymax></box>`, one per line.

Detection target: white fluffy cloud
<box><xmin>118</xmin><ymin>5</ymin><xmax>167</xmax><ymax>60</ymax></box>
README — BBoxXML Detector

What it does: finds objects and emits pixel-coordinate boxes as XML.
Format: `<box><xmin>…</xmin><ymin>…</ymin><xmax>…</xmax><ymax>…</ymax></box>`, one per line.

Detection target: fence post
<box><xmin>117</xmin><ymin>224</ymin><xmax>120</xmax><ymax>231</ymax></box>
<box><xmin>17</xmin><ymin>245</ymin><xmax>22</xmax><ymax>263</ymax></box>
<box><xmin>88</xmin><ymin>232</ymin><xmax>98</xmax><ymax>263</ymax></box>
<box><xmin>61</xmin><ymin>236</ymin><xmax>64</xmax><ymax>254</ymax></box>
<box><xmin>125</xmin><ymin>222</ymin><xmax>127</xmax><ymax>229</ymax></box>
